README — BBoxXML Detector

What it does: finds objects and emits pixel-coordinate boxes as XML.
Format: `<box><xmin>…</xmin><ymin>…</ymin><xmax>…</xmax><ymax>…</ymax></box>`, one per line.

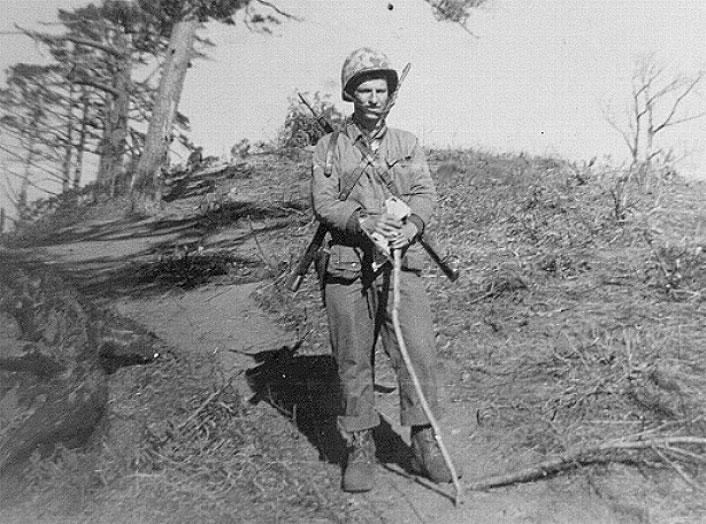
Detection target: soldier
<box><xmin>311</xmin><ymin>48</ymin><xmax>461</xmax><ymax>493</ymax></box>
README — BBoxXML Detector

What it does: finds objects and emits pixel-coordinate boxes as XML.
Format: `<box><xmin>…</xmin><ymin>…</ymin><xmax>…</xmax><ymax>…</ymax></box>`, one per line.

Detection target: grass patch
<box><xmin>4</xmin><ymin>347</ymin><xmax>375</xmax><ymax>523</ymax></box>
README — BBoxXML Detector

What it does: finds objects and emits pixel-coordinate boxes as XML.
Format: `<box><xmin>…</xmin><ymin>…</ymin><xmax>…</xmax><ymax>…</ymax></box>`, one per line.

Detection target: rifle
<box><xmin>287</xmin><ymin>66</ymin><xmax>459</xmax><ymax>292</ymax></box>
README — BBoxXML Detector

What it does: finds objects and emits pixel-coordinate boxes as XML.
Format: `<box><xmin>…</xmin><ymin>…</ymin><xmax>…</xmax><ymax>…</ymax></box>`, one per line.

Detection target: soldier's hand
<box><xmin>389</xmin><ymin>221</ymin><xmax>418</xmax><ymax>248</ymax></box>
<box><xmin>360</xmin><ymin>213</ymin><xmax>402</xmax><ymax>239</ymax></box>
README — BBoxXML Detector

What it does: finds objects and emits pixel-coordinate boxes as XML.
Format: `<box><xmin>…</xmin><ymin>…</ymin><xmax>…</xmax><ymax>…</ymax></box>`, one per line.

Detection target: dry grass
<box><xmin>5</xmin><ymin>348</ymin><xmax>375</xmax><ymax>523</ymax></box>
<box><xmin>255</xmin><ymin>148</ymin><xmax>706</xmax><ymax>517</ymax></box>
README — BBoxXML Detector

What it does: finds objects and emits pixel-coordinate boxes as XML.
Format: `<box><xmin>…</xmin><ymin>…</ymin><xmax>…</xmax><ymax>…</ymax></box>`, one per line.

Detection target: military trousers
<box><xmin>324</xmin><ymin>266</ymin><xmax>439</xmax><ymax>433</ymax></box>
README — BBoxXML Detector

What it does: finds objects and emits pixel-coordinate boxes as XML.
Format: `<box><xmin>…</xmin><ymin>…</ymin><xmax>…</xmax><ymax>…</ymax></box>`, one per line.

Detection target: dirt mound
<box><xmin>0</xmin><ymin>253</ymin><xmax>159</xmax><ymax>481</ymax></box>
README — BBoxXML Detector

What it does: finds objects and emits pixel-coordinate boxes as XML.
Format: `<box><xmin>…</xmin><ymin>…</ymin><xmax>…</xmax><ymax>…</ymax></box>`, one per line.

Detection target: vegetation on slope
<box><xmin>3</xmin><ymin>146</ymin><xmax>704</xmax><ymax>521</ymax></box>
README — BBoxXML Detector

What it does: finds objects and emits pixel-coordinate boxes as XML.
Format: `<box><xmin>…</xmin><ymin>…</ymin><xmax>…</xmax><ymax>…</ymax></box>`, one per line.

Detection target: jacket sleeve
<box><xmin>310</xmin><ymin>134</ymin><xmax>362</xmax><ymax>233</ymax></box>
<box><xmin>404</xmin><ymin>138</ymin><xmax>436</xmax><ymax>234</ymax></box>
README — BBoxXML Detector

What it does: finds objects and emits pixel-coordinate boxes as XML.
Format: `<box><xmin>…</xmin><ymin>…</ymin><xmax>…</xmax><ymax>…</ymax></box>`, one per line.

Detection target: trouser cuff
<box><xmin>400</xmin><ymin>408</ymin><xmax>433</xmax><ymax>427</ymax></box>
<box><xmin>337</xmin><ymin>412</ymin><xmax>380</xmax><ymax>435</ymax></box>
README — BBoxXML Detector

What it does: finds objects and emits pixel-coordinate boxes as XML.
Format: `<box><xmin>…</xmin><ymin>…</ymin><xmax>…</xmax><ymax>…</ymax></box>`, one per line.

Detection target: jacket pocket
<box><xmin>386</xmin><ymin>154</ymin><xmax>414</xmax><ymax>196</ymax></box>
<box><xmin>326</xmin><ymin>244</ymin><xmax>362</xmax><ymax>280</ymax></box>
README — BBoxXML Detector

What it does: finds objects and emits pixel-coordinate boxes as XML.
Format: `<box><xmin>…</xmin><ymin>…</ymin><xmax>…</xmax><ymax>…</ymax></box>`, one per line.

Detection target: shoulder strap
<box><xmin>323</xmin><ymin>130</ymin><xmax>339</xmax><ymax>177</ymax></box>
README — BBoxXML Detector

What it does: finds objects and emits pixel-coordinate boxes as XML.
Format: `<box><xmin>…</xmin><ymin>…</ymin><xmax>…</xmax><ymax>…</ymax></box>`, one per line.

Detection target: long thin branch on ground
<box><xmin>247</xmin><ymin>215</ymin><xmax>277</xmax><ymax>277</ymax></box>
<box><xmin>467</xmin><ymin>436</ymin><xmax>706</xmax><ymax>491</ymax></box>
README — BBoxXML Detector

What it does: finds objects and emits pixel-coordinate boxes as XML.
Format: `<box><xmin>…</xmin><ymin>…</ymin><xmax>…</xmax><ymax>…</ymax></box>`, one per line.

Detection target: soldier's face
<box><xmin>353</xmin><ymin>78</ymin><xmax>389</xmax><ymax>123</ymax></box>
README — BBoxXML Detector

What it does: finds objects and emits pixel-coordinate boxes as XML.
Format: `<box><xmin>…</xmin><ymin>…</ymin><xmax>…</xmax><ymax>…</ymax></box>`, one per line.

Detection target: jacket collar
<box><xmin>345</xmin><ymin>116</ymin><xmax>388</xmax><ymax>148</ymax></box>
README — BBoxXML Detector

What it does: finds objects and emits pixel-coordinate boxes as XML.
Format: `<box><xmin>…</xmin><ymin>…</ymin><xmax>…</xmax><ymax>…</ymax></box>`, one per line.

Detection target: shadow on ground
<box><xmin>21</xmin><ymin>200</ymin><xmax>297</xmax><ymax>247</ymax></box>
<box><xmin>244</xmin><ymin>345</ymin><xmax>413</xmax><ymax>471</ymax></box>
<box><xmin>17</xmin><ymin>201</ymin><xmax>301</xmax><ymax>301</ymax></box>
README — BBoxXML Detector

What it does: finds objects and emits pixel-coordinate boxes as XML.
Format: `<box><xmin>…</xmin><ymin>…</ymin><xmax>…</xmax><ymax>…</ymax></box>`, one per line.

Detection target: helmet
<box><xmin>341</xmin><ymin>47</ymin><xmax>398</xmax><ymax>102</ymax></box>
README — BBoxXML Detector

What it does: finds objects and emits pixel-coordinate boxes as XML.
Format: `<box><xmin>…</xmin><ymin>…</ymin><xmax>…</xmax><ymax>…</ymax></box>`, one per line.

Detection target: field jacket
<box><xmin>311</xmin><ymin>120</ymin><xmax>436</xmax><ymax>279</ymax></box>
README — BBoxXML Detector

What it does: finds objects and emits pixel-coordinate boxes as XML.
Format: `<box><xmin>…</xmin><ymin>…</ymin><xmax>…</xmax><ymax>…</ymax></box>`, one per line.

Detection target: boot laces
<box><xmin>350</xmin><ymin>431</ymin><xmax>374</xmax><ymax>463</ymax></box>
<box><xmin>414</xmin><ymin>428</ymin><xmax>442</xmax><ymax>458</ymax></box>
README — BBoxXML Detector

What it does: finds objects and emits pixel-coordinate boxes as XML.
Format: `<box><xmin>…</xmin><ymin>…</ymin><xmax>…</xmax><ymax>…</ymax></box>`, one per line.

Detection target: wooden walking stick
<box><xmin>391</xmin><ymin>248</ymin><xmax>462</xmax><ymax>506</ymax></box>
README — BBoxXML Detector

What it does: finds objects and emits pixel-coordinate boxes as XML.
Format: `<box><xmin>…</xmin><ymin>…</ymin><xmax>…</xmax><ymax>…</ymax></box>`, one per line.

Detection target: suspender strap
<box><xmin>351</xmin><ymin>138</ymin><xmax>401</xmax><ymax>197</ymax></box>
<box><xmin>326</xmin><ymin>130</ymin><xmax>365</xmax><ymax>202</ymax></box>
<box><xmin>339</xmin><ymin>165</ymin><xmax>364</xmax><ymax>201</ymax></box>
<box><xmin>323</xmin><ymin>130</ymin><xmax>339</xmax><ymax>177</ymax></box>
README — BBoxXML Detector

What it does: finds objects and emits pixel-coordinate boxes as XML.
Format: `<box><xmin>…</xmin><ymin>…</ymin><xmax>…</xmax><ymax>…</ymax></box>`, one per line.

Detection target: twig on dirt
<box><xmin>466</xmin><ymin>435</ymin><xmax>706</xmax><ymax>491</ymax></box>
<box><xmin>274</xmin><ymin>203</ymin><xmax>307</xmax><ymax>216</ymax></box>
<box><xmin>247</xmin><ymin>215</ymin><xmax>277</xmax><ymax>277</ymax></box>
<box><xmin>176</xmin><ymin>377</ymin><xmax>237</xmax><ymax>433</ymax></box>
<box><xmin>643</xmin><ymin>231</ymin><xmax>675</xmax><ymax>287</ymax></box>
<box><xmin>652</xmin><ymin>446</ymin><xmax>702</xmax><ymax>492</ymax></box>
<box><xmin>387</xmin><ymin>476</ymin><xmax>426</xmax><ymax>523</ymax></box>
<box><xmin>177</xmin><ymin>390</ymin><xmax>220</xmax><ymax>433</ymax></box>
<box><xmin>203</xmin><ymin>286</ymin><xmax>233</xmax><ymax>303</ymax></box>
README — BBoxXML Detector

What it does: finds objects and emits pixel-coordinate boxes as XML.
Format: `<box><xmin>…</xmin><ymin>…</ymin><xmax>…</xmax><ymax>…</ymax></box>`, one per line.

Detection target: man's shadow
<box><xmin>243</xmin><ymin>343</ymin><xmax>413</xmax><ymax>471</ymax></box>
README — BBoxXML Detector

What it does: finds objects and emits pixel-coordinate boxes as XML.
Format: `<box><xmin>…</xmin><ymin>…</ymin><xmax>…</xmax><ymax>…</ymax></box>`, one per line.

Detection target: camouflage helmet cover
<box><xmin>341</xmin><ymin>47</ymin><xmax>399</xmax><ymax>102</ymax></box>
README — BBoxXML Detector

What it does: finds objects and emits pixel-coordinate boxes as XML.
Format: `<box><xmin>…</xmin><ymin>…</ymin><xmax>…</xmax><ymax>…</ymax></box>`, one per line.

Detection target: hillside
<box><xmin>1</xmin><ymin>148</ymin><xmax>705</xmax><ymax>523</ymax></box>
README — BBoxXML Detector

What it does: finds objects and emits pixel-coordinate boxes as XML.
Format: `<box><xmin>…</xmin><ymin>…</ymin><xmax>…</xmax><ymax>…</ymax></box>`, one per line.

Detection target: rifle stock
<box><xmin>287</xmin><ymin>223</ymin><xmax>327</xmax><ymax>292</ymax></box>
<box><xmin>419</xmin><ymin>236</ymin><xmax>460</xmax><ymax>282</ymax></box>
<box><xmin>288</xmin><ymin>224</ymin><xmax>459</xmax><ymax>291</ymax></box>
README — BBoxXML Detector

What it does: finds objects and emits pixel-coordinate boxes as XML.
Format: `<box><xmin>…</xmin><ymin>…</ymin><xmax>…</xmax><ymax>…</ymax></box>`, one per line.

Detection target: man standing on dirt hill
<box><xmin>310</xmin><ymin>47</ymin><xmax>461</xmax><ymax>493</ymax></box>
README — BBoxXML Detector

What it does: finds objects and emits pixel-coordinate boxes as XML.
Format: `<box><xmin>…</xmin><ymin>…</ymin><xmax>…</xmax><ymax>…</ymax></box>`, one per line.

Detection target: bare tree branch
<box><xmin>255</xmin><ymin>0</ymin><xmax>301</xmax><ymax>21</ymax></box>
<box><xmin>653</xmin><ymin>72</ymin><xmax>705</xmax><ymax>134</ymax></box>
<box><xmin>604</xmin><ymin>55</ymin><xmax>705</xmax><ymax>167</ymax></box>
<box><xmin>3</xmin><ymin>168</ymin><xmax>59</xmax><ymax>195</ymax></box>
<box><xmin>0</xmin><ymin>144</ymin><xmax>65</xmax><ymax>182</ymax></box>
<box><xmin>602</xmin><ymin>106</ymin><xmax>637</xmax><ymax>158</ymax></box>
<box><xmin>14</xmin><ymin>24</ymin><xmax>125</xmax><ymax>57</ymax></box>
<box><xmin>72</xmin><ymin>78</ymin><xmax>121</xmax><ymax>97</ymax></box>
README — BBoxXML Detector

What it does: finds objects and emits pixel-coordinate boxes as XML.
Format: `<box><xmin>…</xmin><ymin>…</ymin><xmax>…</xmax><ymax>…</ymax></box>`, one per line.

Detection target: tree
<box><xmin>131</xmin><ymin>0</ymin><xmax>487</xmax><ymax>194</ymax></box>
<box><xmin>423</xmin><ymin>0</ymin><xmax>487</xmax><ymax>35</ymax></box>
<box><xmin>45</xmin><ymin>1</ymin><xmax>171</xmax><ymax>192</ymax></box>
<box><xmin>131</xmin><ymin>0</ymin><xmax>292</xmax><ymax>194</ymax></box>
<box><xmin>6</xmin><ymin>1</ymin><xmax>177</xmax><ymax>196</ymax></box>
<box><xmin>603</xmin><ymin>54</ymin><xmax>705</xmax><ymax>170</ymax></box>
<box><xmin>0</xmin><ymin>64</ymin><xmax>69</xmax><ymax>206</ymax></box>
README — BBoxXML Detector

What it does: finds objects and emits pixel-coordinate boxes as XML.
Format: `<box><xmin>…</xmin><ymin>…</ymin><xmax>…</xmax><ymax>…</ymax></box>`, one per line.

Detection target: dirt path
<box><xmin>31</xmin><ymin>214</ymin><xmax>637</xmax><ymax>524</ymax></box>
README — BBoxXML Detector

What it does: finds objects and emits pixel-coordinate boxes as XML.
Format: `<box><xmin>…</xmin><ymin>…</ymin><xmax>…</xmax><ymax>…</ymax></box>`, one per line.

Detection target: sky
<box><xmin>1</xmin><ymin>0</ymin><xmax>705</xmax><ymax>215</ymax></box>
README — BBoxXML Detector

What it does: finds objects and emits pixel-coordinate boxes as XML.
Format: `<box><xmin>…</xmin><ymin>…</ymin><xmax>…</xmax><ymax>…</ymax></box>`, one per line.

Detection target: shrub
<box><xmin>277</xmin><ymin>91</ymin><xmax>345</xmax><ymax>148</ymax></box>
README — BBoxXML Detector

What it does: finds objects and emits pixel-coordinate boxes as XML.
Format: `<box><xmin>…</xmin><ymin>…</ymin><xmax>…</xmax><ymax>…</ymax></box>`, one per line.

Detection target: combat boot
<box><xmin>342</xmin><ymin>429</ymin><xmax>376</xmax><ymax>492</ymax></box>
<box><xmin>410</xmin><ymin>424</ymin><xmax>462</xmax><ymax>483</ymax></box>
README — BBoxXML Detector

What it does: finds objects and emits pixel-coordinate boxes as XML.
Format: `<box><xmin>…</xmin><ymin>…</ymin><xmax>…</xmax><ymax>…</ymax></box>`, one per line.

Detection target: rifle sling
<box><xmin>336</xmin><ymin>134</ymin><xmax>402</xmax><ymax>202</ymax></box>
<box><xmin>351</xmin><ymin>138</ymin><xmax>401</xmax><ymax>197</ymax></box>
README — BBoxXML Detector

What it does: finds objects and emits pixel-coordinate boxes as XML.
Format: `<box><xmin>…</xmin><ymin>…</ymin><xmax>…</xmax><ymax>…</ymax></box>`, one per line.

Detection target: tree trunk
<box><xmin>109</xmin><ymin>35</ymin><xmax>131</xmax><ymax>197</ymax></box>
<box><xmin>645</xmin><ymin>87</ymin><xmax>655</xmax><ymax>167</ymax></box>
<box><xmin>97</xmin><ymin>32</ymin><xmax>130</xmax><ymax>193</ymax></box>
<box><xmin>18</xmin><ymin>139</ymin><xmax>34</xmax><ymax>219</ymax></box>
<box><xmin>62</xmin><ymin>79</ymin><xmax>75</xmax><ymax>193</ymax></box>
<box><xmin>96</xmin><ymin>91</ymin><xmax>114</xmax><ymax>188</ymax></box>
<box><xmin>131</xmin><ymin>16</ymin><xmax>198</xmax><ymax>194</ymax></box>
<box><xmin>73</xmin><ymin>90</ymin><xmax>90</xmax><ymax>189</ymax></box>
